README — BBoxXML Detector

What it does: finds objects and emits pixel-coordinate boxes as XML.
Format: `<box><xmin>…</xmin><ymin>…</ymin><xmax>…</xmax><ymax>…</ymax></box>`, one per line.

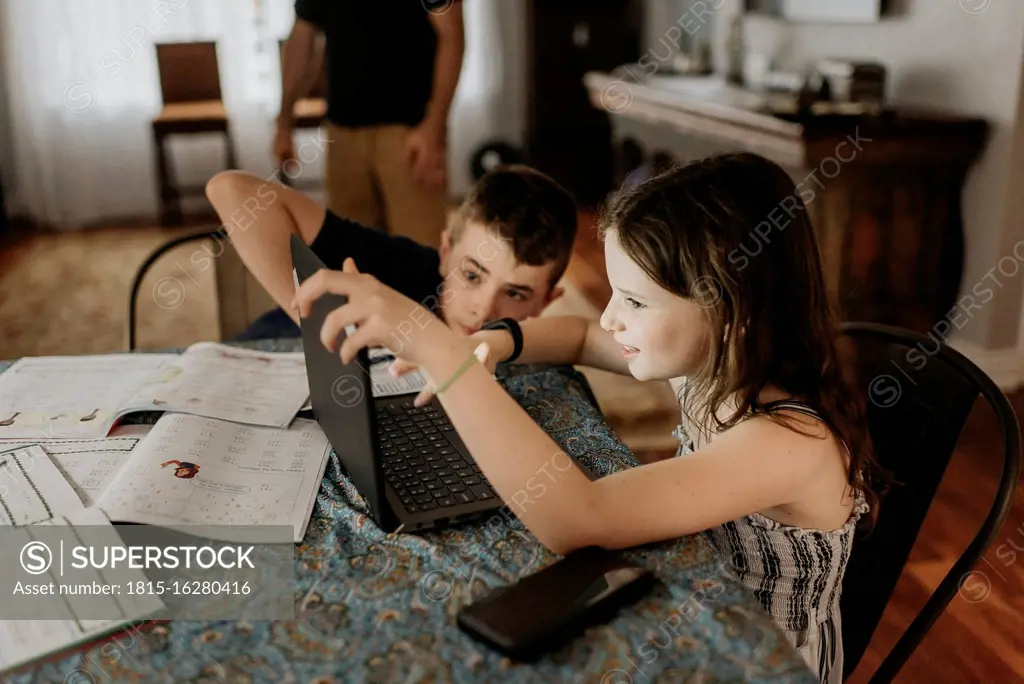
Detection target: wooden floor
<box><xmin>848</xmin><ymin>392</ymin><xmax>1024</xmax><ymax>683</ymax></box>
<box><xmin>567</xmin><ymin>214</ymin><xmax>1024</xmax><ymax>682</ymax></box>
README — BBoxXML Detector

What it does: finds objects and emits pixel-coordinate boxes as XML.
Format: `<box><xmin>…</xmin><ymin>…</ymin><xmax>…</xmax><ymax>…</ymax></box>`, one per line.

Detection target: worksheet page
<box><xmin>0</xmin><ymin>425</ymin><xmax>150</xmax><ymax>507</ymax></box>
<box><xmin>367</xmin><ymin>347</ymin><xmax>429</xmax><ymax>397</ymax></box>
<box><xmin>370</xmin><ymin>364</ymin><xmax>428</xmax><ymax>397</ymax></box>
<box><xmin>97</xmin><ymin>414</ymin><xmax>331</xmax><ymax>542</ymax></box>
<box><xmin>0</xmin><ymin>507</ymin><xmax>164</xmax><ymax>673</ymax></box>
<box><xmin>126</xmin><ymin>343</ymin><xmax>309</xmax><ymax>429</ymax></box>
<box><xmin>0</xmin><ymin>445</ymin><xmax>87</xmax><ymax>525</ymax></box>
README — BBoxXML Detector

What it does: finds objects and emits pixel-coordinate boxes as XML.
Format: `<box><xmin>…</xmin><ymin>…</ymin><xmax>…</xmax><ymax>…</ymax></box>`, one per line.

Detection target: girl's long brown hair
<box><xmin>600</xmin><ymin>153</ymin><xmax>886</xmax><ymax>528</ymax></box>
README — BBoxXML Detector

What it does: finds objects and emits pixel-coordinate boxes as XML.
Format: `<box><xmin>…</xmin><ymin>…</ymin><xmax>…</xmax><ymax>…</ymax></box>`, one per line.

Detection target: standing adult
<box><xmin>275</xmin><ymin>0</ymin><xmax>464</xmax><ymax>248</ymax></box>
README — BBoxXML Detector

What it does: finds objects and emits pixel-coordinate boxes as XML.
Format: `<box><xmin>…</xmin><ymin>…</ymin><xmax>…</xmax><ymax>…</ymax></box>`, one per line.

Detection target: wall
<box><xmin>495</xmin><ymin>0</ymin><xmax>528</xmax><ymax>151</ymax></box>
<box><xmin>703</xmin><ymin>0</ymin><xmax>1024</xmax><ymax>355</ymax></box>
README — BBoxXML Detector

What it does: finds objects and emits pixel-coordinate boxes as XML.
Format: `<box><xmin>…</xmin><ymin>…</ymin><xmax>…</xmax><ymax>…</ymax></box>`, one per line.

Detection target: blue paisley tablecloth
<box><xmin>3</xmin><ymin>340</ymin><xmax>814</xmax><ymax>684</ymax></box>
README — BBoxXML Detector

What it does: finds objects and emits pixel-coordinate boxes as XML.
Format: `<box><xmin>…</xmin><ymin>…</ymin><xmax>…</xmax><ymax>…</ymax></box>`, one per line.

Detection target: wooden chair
<box><xmin>152</xmin><ymin>42</ymin><xmax>238</xmax><ymax>225</ymax></box>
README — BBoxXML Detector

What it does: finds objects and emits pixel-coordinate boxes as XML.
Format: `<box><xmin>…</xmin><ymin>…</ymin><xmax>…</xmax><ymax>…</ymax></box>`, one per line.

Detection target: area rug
<box><xmin>0</xmin><ymin>226</ymin><xmax>220</xmax><ymax>359</ymax></box>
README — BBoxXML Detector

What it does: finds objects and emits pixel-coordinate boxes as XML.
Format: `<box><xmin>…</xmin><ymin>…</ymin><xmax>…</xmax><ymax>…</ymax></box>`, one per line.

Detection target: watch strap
<box><xmin>481</xmin><ymin>317</ymin><xmax>523</xmax><ymax>363</ymax></box>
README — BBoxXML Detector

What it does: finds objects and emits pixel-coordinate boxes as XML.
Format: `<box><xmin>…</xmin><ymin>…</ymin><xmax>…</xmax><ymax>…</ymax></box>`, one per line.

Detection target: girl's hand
<box><xmin>291</xmin><ymin>257</ymin><xmax>454</xmax><ymax>368</ymax></box>
<box><xmin>389</xmin><ymin>331</ymin><xmax>499</xmax><ymax>406</ymax></box>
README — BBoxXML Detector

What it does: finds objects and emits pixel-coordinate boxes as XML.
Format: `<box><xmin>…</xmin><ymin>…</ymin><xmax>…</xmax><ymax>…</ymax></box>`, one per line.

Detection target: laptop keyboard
<box><xmin>376</xmin><ymin>398</ymin><xmax>498</xmax><ymax>514</ymax></box>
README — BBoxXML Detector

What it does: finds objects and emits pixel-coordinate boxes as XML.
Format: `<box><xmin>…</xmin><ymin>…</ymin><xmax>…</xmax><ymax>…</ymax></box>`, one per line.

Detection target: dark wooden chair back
<box><xmin>838</xmin><ymin>322</ymin><xmax>1020</xmax><ymax>682</ymax></box>
<box><xmin>155</xmin><ymin>42</ymin><xmax>223</xmax><ymax>105</ymax></box>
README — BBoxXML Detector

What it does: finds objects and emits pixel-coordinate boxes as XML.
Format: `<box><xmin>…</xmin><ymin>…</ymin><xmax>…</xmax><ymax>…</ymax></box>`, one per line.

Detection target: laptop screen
<box><xmin>290</xmin><ymin>235</ymin><xmax>392</xmax><ymax>528</ymax></box>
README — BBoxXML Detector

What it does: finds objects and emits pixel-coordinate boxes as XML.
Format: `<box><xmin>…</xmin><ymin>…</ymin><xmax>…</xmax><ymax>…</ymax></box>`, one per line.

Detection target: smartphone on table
<box><xmin>456</xmin><ymin>546</ymin><xmax>657</xmax><ymax>661</ymax></box>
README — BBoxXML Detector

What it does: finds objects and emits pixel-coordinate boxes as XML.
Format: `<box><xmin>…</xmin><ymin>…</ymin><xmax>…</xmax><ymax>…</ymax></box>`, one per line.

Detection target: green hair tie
<box><xmin>433</xmin><ymin>343</ymin><xmax>489</xmax><ymax>395</ymax></box>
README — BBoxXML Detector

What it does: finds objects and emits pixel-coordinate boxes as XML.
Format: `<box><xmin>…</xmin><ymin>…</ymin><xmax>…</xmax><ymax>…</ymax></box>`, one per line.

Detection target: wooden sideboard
<box><xmin>583</xmin><ymin>72</ymin><xmax>989</xmax><ymax>333</ymax></box>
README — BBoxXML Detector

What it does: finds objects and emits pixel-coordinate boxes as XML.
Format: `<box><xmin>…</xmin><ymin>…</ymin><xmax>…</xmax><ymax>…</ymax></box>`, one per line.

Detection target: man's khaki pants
<box><xmin>324</xmin><ymin>122</ymin><xmax>448</xmax><ymax>249</ymax></box>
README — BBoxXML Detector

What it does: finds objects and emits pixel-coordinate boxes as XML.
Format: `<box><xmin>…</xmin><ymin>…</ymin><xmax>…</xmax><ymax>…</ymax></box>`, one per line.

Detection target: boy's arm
<box><xmin>205</xmin><ymin>171</ymin><xmax>440</xmax><ymax>326</ymax></box>
<box><xmin>205</xmin><ymin>172</ymin><xmax>325</xmax><ymax>325</ymax></box>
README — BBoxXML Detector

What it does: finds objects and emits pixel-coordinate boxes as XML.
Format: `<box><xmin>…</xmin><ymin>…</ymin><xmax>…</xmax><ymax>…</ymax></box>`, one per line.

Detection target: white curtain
<box><xmin>0</xmin><ymin>0</ymin><xmax>517</xmax><ymax>227</ymax></box>
<box><xmin>448</xmin><ymin>0</ymin><xmax>506</xmax><ymax>197</ymax></box>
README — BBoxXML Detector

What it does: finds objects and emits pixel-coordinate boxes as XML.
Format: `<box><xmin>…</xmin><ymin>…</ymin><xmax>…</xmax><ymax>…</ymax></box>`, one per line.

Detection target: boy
<box><xmin>204</xmin><ymin>165</ymin><xmax>578</xmax><ymax>340</ymax></box>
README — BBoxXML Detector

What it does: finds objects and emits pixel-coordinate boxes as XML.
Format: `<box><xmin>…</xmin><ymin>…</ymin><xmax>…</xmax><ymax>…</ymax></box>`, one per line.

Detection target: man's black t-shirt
<box><xmin>237</xmin><ymin>212</ymin><xmax>443</xmax><ymax>340</ymax></box>
<box><xmin>294</xmin><ymin>0</ymin><xmax>438</xmax><ymax>127</ymax></box>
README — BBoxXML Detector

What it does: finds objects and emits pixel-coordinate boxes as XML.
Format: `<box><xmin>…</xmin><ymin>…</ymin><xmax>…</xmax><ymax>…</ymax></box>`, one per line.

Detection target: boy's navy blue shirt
<box><xmin>237</xmin><ymin>211</ymin><xmax>443</xmax><ymax>341</ymax></box>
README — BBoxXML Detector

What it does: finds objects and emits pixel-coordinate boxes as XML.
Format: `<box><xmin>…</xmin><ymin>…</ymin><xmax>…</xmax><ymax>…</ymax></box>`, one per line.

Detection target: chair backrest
<box><xmin>278</xmin><ymin>39</ymin><xmax>327</xmax><ymax>99</ymax></box>
<box><xmin>155</xmin><ymin>42</ymin><xmax>222</xmax><ymax>105</ymax></box>
<box><xmin>838</xmin><ymin>322</ymin><xmax>1020</xmax><ymax>681</ymax></box>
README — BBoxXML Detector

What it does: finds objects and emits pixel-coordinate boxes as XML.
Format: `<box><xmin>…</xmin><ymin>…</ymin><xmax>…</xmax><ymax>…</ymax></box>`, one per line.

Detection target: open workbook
<box><xmin>0</xmin><ymin>342</ymin><xmax>429</xmax><ymax>441</ymax></box>
<box><xmin>0</xmin><ymin>412</ymin><xmax>331</xmax><ymax>672</ymax></box>
<box><xmin>0</xmin><ymin>343</ymin><xmax>311</xmax><ymax>439</ymax></box>
<box><xmin>0</xmin><ymin>413</ymin><xmax>332</xmax><ymax>543</ymax></box>
<box><xmin>95</xmin><ymin>413</ymin><xmax>332</xmax><ymax>543</ymax></box>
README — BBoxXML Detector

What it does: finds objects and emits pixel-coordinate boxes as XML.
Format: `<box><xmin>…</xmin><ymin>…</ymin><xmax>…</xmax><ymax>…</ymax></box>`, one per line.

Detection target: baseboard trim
<box><xmin>948</xmin><ymin>339</ymin><xmax>1024</xmax><ymax>392</ymax></box>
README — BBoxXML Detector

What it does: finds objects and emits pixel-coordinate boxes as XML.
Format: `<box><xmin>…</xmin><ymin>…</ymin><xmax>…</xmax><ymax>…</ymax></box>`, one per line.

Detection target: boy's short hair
<box><xmin>450</xmin><ymin>165</ymin><xmax>577</xmax><ymax>287</ymax></box>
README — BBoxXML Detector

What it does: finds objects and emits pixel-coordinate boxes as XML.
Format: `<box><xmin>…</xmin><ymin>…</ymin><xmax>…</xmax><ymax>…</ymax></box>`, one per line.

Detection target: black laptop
<box><xmin>290</xmin><ymin>235</ymin><xmax>503</xmax><ymax>533</ymax></box>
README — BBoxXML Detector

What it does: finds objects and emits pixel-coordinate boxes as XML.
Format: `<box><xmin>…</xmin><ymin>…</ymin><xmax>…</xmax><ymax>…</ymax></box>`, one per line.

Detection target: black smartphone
<box><xmin>456</xmin><ymin>546</ymin><xmax>657</xmax><ymax>661</ymax></box>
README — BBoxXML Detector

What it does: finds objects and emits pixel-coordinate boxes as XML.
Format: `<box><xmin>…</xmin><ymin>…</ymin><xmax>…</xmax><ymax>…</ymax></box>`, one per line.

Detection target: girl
<box><xmin>293</xmin><ymin>153</ymin><xmax>885</xmax><ymax>683</ymax></box>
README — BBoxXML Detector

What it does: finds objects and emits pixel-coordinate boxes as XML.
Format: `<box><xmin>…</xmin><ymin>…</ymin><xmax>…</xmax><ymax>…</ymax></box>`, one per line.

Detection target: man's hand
<box><xmin>273</xmin><ymin>121</ymin><xmax>296</xmax><ymax>168</ymax></box>
<box><xmin>405</xmin><ymin>124</ymin><xmax>447</xmax><ymax>191</ymax></box>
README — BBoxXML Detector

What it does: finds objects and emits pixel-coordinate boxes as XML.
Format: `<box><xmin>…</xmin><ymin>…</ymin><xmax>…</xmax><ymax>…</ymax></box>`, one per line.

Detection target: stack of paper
<box><xmin>0</xmin><ymin>507</ymin><xmax>165</xmax><ymax>673</ymax></box>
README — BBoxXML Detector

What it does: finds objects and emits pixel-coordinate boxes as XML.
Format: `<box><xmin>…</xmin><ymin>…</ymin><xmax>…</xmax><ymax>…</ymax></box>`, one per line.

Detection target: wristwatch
<box><xmin>480</xmin><ymin>318</ymin><xmax>523</xmax><ymax>363</ymax></box>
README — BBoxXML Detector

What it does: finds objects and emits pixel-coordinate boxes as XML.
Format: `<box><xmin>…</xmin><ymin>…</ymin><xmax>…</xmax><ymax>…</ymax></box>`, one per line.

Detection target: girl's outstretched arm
<box><xmin>397</xmin><ymin>317</ymin><xmax>631</xmax><ymax>406</ymax></box>
<box><xmin>477</xmin><ymin>315</ymin><xmax>632</xmax><ymax>375</ymax></box>
<box><xmin>416</xmin><ymin>333</ymin><xmax>835</xmax><ymax>554</ymax></box>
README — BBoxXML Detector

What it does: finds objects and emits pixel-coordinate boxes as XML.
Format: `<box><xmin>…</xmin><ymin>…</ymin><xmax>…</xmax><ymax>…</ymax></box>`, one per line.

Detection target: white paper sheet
<box><xmin>0</xmin><ymin>425</ymin><xmax>149</xmax><ymax>507</ymax></box>
<box><xmin>0</xmin><ymin>354</ymin><xmax>178</xmax><ymax>439</ymax></box>
<box><xmin>126</xmin><ymin>343</ymin><xmax>310</xmax><ymax>429</ymax></box>
<box><xmin>97</xmin><ymin>414</ymin><xmax>331</xmax><ymax>542</ymax></box>
<box><xmin>0</xmin><ymin>445</ymin><xmax>88</xmax><ymax>525</ymax></box>
<box><xmin>370</xmin><ymin>363</ymin><xmax>429</xmax><ymax>397</ymax></box>
<box><xmin>0</xmin><ymin>507</ymin><xmax>164</xmax><ymax>673</ymax></box>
